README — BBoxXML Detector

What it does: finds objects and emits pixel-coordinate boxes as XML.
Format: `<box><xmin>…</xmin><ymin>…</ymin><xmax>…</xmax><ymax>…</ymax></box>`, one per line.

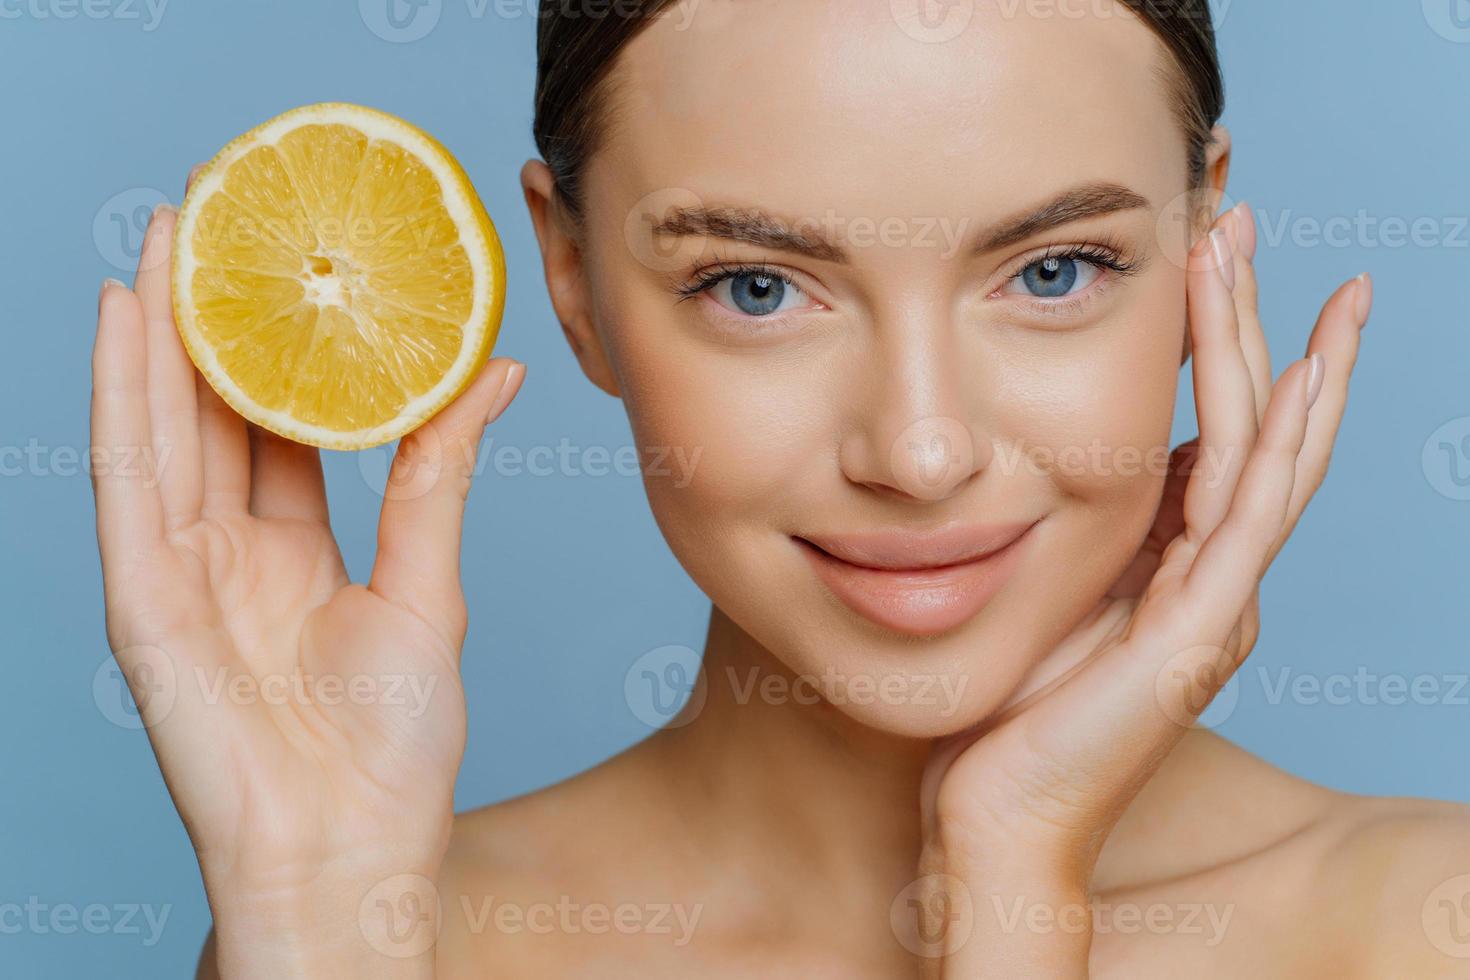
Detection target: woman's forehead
<box><xmin>594</xmin><ymin>0</ymin><xmax>1185</xmax><ymax>223</ymax></box>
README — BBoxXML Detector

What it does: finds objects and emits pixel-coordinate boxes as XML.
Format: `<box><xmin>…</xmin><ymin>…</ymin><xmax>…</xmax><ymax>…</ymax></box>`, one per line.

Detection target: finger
<box><xmin>1228</xmin><ymin>203</ymin><xmax>1274</xmax><ymax>424</ymax></box>
<box><xmin>369</xmin><ymin>357</ymin><xmax>525</xmax><ymax>647</ymax></box>
<box><xmin>1182</xmin><ymin>216</ymin><xmax>1259</xmax><ymax>542</ymax></box>
<box><xmin>196</xmin><ymin>372</ymin><xmax>251</xmax><ymax>517</ymax></box>
<box><xmin>92</xmin><ymin>281</ymin><xmax>164</xmax><ymax>571</ymax></box>
<box><xmin>1183</xmin><ymin>354</ymin><xmax>1322</xmax><ymax>633</ymax></box>
<box><xmin>177</xmin><ymin>160</ymin><xmax>252</xmax><ymax>518</ymax></box>
<box><xmin>1155</xmin><ymin>438</ymin><xmax>1197</xmax><ymax>545</ymax></box>
<box><xmin>1014</xmin><ymin>358</ymin><xmax>1321</xmax><ymax>786</ymax></box>
<box><xmin>1266</xmin><ymin>273</ymin><xmax>1370</xmax><ymax>565</ymax></box>
<box><xmin>247</xmin><ymin>424</ymin><xmax>329</xmax><ymax>525</ymax></box>
<box><xmin>135</xmin><ymin>204</ymin><xmax>205</xmax><ymax>529</ymax></box>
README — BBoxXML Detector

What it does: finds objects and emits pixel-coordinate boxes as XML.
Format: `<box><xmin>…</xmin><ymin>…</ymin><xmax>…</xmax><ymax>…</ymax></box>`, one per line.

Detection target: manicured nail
<box><xmin>1234</xmin><ymin>202</ymin><xmax>1257</xmax><ymax>261</ymax></box>
<box><xmin>1353</xmin><ymin>272</ymin><xmax>1373</xmax><ymax>328</ymax></box>
<box><xmin>1220</xmin><ymin>206</ymin><xmax>1239</xmax><ymax>250</ymax></box>
<box><xmin>1210</xmin><ymin>228</ymin><xmax>1235</xmax><ymax>291</ymax></box>
<box><xmin>1305</xmin><ymin>353</ymin><xmax>1325</xmax><ymax>409</ymax></box>
<box><xmin>485</xmin><ymin>361</ymin><xmax>524</xmax><ymax>425</ymax></box>
<box><xmin>100</xmin><ymin>278</ymin><xmax>125</xmax><ymax>305</ymax></box>
<box><xmin>186</xmin><ymin>164</ymin><xmax>204</xmax><ymax>190</ymax></box>
<box><xmin>140</xmin><ymin>209</ymin><xmax>174</xmax><ymax>271</ymax></box>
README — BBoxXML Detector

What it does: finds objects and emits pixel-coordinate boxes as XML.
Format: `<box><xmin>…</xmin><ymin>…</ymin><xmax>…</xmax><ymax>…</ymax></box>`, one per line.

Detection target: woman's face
<box><xmin>549</xmin><ymin>0</ymin><xmax>1218</xmax><ymax>736</ymax></box>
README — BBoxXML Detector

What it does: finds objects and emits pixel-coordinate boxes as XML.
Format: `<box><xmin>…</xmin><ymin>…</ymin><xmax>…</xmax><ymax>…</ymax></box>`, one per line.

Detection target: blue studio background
<box><xmin>2</xmin><ymin>1</ymin><xmax>1468</xmax><ymax>975</ymax></box>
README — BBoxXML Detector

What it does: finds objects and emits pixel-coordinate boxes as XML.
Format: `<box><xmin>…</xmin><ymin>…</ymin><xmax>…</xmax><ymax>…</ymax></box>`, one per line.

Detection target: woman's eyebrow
<box><xmin>647</xmin><ymin>181</ymin><xmax>1151</xmax><ymax>262</ymax></box>
<box><xmin>976</xmin><ymin>182</ymin><xmax>1152</xmax><ymax>252</ymax></box>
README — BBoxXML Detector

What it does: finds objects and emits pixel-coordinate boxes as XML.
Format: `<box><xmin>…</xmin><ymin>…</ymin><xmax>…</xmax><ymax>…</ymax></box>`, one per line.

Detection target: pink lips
<box><xmin>795</xmin><ymin>520</ymin><xmax>1037</xmax><ymax>636</ymax></box>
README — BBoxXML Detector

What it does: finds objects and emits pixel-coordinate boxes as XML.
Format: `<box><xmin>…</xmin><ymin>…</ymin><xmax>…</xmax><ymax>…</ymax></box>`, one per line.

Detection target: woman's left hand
<box><xmin>914</xmin><ymin>202</ymin><xmax>1373</xmax><ymax>977</ymax></box>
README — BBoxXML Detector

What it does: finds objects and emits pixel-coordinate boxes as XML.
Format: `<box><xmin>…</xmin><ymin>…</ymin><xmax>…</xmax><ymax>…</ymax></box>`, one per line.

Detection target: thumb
<box><xmin>368</xmin><ymin>356</ymin><xmax>525</xmax><ymax>648</ymax></box>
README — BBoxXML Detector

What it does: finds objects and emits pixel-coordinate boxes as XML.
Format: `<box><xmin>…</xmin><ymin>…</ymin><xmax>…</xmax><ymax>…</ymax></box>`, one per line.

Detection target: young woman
<box><xmin>90</xmin><ymin>1</ymin><xmax>1469</xmax><ymax>976</ymax></box>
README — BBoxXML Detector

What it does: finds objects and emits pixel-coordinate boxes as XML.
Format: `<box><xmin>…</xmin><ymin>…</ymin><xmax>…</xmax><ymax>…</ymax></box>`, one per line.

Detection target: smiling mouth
<box><xmin>792</xmin><ymin>520</ymin><xmax>1039</xmax><ymax>637</ymax></box>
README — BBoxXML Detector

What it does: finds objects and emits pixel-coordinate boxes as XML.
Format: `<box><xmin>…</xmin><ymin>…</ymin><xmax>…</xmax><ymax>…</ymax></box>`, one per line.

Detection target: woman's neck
<box><xmin>641</xmin><ymin>606</ymin><xmax>931</xmax><ymax>900</ymax></box>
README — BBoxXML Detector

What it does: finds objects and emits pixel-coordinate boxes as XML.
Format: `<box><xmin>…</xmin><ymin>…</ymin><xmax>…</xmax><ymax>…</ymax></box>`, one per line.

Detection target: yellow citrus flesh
<box><xmin>172</xmin><ymin>103</ymin><xmax>506</xmax><ymax>450</ymax></box>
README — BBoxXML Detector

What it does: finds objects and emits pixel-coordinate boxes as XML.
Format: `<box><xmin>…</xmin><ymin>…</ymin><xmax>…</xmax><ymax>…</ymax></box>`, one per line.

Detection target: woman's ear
<box><xmin>1204</xmin><ymin>124</ymin><xmax>1232</xmax><ymax>210</ymax></box>
<box><xmin>519</xmin><ymin>159</ymin><xmax>621</xmax><ymax>398</ymax></box>
<box><xmin>1182</xmin><ymin>124</ymin><xmax>1234</xmax><ymax>366</ymax></box>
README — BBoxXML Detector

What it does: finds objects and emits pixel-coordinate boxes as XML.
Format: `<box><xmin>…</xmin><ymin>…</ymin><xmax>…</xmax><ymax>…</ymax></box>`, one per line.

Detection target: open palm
<box><xmin>91</xmin><ymin>200</ymin><xmax>524</xmax><ymax>912</ymax></box>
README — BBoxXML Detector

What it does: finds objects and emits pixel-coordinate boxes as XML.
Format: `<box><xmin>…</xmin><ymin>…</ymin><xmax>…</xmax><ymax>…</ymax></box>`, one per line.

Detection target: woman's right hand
<box><xmin>90</xmin><ymin>197</ymin><xmax>524</xmax><ymax>979</ymax></box>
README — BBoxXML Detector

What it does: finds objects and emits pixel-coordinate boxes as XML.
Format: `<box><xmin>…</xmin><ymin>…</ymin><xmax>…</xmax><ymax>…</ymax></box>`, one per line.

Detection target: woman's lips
<box><xmin>794</xmin><ymin>520</ymin><xmax>1037</xmax><ymax>636</ymax></box>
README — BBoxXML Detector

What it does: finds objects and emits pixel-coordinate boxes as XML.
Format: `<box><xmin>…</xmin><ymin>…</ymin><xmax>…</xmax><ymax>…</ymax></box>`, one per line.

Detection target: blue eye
<box><xmin>710</xmin><ymin>271</ymin><xmax>803</xmax><ymax>316</ymax></box>
<box><xmin>1012</xmin><ymin>255</ymin><xmax>1101</xmax><ymax>298</ymax></box>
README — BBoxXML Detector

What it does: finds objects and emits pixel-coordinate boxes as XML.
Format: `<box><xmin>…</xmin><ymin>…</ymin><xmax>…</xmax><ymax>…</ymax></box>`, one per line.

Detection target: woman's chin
<box><xmin>753</xmin><ymin>648</ymin><xmax>1025</xmax><ymax>740</ymax></box>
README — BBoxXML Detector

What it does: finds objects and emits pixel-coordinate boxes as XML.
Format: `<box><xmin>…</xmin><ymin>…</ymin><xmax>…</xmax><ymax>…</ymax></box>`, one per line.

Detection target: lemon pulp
<box><xmin>173</xmin><ymin>103</ymin><xmax>505</xmax><ymax>450</ymax></box>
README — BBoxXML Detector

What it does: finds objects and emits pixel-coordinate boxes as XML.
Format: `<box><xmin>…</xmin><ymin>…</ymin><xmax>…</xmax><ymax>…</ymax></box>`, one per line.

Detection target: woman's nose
<box><xmin>836</xmin><ymin>325</ymin><xmax>994</xmax><ymax>502</ymax></box>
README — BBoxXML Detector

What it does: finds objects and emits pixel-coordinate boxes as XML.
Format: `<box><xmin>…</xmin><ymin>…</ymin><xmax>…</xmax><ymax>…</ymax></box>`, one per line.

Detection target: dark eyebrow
<box><xmin>647</xmin><ymin>181</ymin><xmax>1151</xmax><ymax>263</ymax></box>
<box><xmin>651</xmin><ymin>206</ymin><xmax>847</xmax><ymax>262</ymax></box>
<box><xmin>975</xmin><ymin>182</ymin><xmax>1151</xmax><ymax>253</ymax></box>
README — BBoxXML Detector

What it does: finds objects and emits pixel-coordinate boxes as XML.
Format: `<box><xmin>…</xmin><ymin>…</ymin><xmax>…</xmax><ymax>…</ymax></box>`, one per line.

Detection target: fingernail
<box><xmin>1234</xmin><ymin>202</ymin><xmax>1257</xmax><ymax>261</ymax></box>
<box><xmin>1305</xmin><ymin>352</ymin><xmax>1325</xmax><ymax>409</ymax></box>
<box><xmin>1353</xmin><ymin>272</ymin><xmax>1373</xmax><ymax>328</ymax></box>
<box><xmin>186</xmin><ymin>164</ymin><xmax>204</xmax><ymax>190</ymax></box>
<box><xmin>1220</xmin><ymin>206</ymin><xmax>1239</xmax><ymax>250</ymax></box>
<box><xmin>485</xmin><ymin>361</ymin><xmax>524</xmax><ymax>425</ymax></box>
<box><xmin>1210</xmin><ymin>228</ymin><xmax>1235</xmax><ymax>291</ymax></box>
<box><xmin>100</xmin><ymin>278</ymin><xmax>125</xmax><ymax>305</ymax></box>
<box><xmin>140</xmin><ymin>209</ymin><xmax>174</xmax><ymax>270</ymax></box>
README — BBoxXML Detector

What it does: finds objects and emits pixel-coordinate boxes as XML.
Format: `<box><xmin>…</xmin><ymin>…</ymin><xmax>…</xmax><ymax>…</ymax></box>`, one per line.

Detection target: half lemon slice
<box><xmin>172</xmin><ymin>102</ymin><xmax>506</xmax><ymax>450</ymax></box>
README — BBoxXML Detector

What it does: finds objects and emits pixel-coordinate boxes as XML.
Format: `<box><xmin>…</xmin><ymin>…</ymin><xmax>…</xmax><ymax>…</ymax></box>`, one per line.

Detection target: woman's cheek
<box><xmin>601</xmin><ymin>307</ymin><xmax>822</xmax><ymax>551</ymax></box>
<box><xmin>991</xmin><ymin>306</ymin><xmax>1183</xmax><ymax>534</ymax></box>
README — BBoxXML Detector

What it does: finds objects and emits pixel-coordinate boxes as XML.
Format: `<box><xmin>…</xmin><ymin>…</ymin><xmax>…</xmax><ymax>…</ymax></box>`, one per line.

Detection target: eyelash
<box><xmin>675</xmin><ymin>259</ymin><xmax>801</xmax><ymax>302</ymax></box>
<box><xmin>995</xmin><ymin>239</ymin><xmax>1142</xmax><ymax>319</ymax></box>
<box><xmin>672</xmin><ymin>238</ymin><xmax>1144</xmax><ymax>323</ymax></box>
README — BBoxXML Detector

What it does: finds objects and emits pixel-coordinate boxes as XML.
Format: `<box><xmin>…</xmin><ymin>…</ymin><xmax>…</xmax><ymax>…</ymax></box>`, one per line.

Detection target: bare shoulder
<box><xmin>1311</xmin><ymin>791</ymin><xmax>1470</xmax><ymax>977</ymax></box>
<box><xmin>1095</xmin><ymin>731</ymin><xmax>1470</xmax><ymax>978</ymax></box>
<box><xmin>434</xmin><ymin>740</ymin><xmax>712</xmax><ymax>978</ymax></box>
<box><xmin>436</xmin><ymin>771</ymin><xmax>612</xmax><ymax>977</ymax></box>
<box><xmin>442</xmin><ymin>740</ymin><xmax>664</xmax><ymax>890</ymax></box>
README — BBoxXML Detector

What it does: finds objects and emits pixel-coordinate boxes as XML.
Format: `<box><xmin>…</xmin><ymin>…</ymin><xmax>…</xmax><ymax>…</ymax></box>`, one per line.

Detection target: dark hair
<box><xmin>533</xmin><ymin>0</ymin><xmax>1224</xmax><ymax>224</ymax></box>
